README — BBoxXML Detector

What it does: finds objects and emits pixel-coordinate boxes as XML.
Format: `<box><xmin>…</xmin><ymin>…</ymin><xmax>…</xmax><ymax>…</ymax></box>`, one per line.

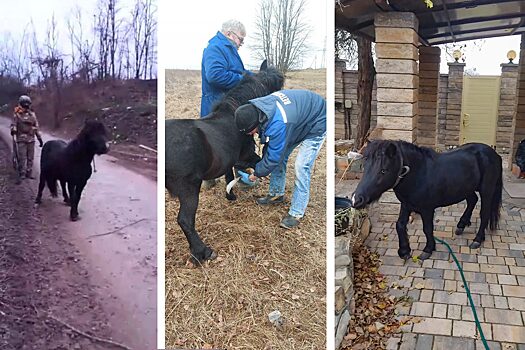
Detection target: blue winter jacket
<box><xmin>200</xmin><ymin>31</ymin><xmax>248</xmax><ymax>117</ymax></box>
<box><xmin>249</xmin><ymin>90</ymin><xmax>326</xmax><ymax>177</ymax></box>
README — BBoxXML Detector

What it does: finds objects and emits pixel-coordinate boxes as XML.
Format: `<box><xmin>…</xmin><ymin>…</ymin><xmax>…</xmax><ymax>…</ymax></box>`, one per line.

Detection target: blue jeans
<box><xmin>267</xmin><ymin>132</ymin><xmax>326</xmax><ymax>218</ymax></box>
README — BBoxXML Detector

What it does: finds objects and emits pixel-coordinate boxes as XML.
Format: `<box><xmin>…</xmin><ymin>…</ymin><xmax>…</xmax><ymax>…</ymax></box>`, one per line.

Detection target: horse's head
<box><xmin>79</xmin><ymin>120</ymin><xmax>110</xmax><ymax>155</ymax></box>
<box><xmin>351</xmin><ymin>140</ymin><xmax>403</xmax><ymax>209</ymax></box>
<box><xmin>255</xmin><ymin>60</ymin><xmax>284</xmax><ymax>94</ymax></box>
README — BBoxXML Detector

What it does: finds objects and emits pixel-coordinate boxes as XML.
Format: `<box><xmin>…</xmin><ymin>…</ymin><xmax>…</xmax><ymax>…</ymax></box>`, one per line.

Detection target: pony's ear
<box><xmin>260</xmin><ymin>60</ymin><xmax>268</xmax><ymax>71</ymax></box>
<box><xmin>385</xmin><ymin>142</ymin><xmax>397</xmax><ymax>159</ymax></box>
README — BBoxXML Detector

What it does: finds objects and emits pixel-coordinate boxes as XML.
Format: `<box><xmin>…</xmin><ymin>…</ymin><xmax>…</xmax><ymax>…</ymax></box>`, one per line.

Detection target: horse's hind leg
<box><xmin>169</xmin><ymin>178</ymin><xmax>216</xmax><ymax>264</ymax></box>
<box><xmin>455</xmin><ymin>192</ymin><xmax>478</xmax><ymax>235</ymax></box>
<box><xmin>35</xmin><ymin>173</ymin><xmax>46</xmax><ymax>204</ymax></box>
<box><xmin>419</xmin><ymin>209</ymin><xmax>436</xmax><ymax>260</ymax></box>
<box><xmin>60</xmin><ymin>180</ymin><xmax>70</xmax><ymax>205</ymax></box>
<box><xmin>69</xmin><ymin>181</ymin><xmax>87</xmax><ymax>221</ymax></box>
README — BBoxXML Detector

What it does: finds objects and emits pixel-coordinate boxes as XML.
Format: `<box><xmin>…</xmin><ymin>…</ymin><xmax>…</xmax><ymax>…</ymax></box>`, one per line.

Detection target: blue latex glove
<box><xmin>238</xmin><ymin>170</ymin><xmax>256</xmax><ymax>186</ymax></box>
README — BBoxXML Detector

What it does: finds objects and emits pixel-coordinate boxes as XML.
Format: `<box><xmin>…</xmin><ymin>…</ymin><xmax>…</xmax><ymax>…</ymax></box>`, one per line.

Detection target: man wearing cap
<box><xmin>234</xmin><ymin>89</ymin><xmax>326</xmax><ymax>229</ymax></box>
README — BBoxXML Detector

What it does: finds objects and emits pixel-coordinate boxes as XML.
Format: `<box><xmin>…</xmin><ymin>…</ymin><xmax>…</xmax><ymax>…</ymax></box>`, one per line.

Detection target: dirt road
<box><xmin>0</xmin><ymin>118</ymin><xmax>157</xmax><ymax>349</ymax></box>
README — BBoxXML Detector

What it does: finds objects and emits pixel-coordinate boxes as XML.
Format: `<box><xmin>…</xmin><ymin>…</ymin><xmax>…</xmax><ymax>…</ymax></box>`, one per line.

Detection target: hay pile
<box><xmin>165</xmin><ymin>69</ymin><xmax>327</xmax><ymax>349</ymax></box>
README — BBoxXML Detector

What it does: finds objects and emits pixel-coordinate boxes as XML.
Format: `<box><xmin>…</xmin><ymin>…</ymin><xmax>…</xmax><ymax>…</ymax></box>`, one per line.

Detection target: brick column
<box><xmin>375</xmin><ymin>12</ymin><xmax>419</xmax><ymax>143</ymax></box>
<box><xmin>417</xmin><ymin>46</ymin><xmax>441</xmax><ymax>149</ymax></box>
<box><xmin>374</xmin><ymin>12</ymin><xmax>419</xmax><ymax>222</ymax></box>
<box><xmin>497</xmin><ymin>63</ymin><xmax>518</xmax><ymax>154</ymax></box>
<box><xmin>445</xmin><ymin>62</ymin><xmax>465</xmax><ymax>148</ymax></box>
<box><xmin>510</xmin><ymin>34</ymin><xmax>525</xmax><ymax>168</ymax></box>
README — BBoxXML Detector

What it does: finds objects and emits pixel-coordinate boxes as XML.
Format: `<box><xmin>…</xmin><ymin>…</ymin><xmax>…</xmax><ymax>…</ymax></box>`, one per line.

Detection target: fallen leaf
<box><xmin>414</xmin><ymin>283</ymin><xmax>425</xmax><ymax>290</ymax></box>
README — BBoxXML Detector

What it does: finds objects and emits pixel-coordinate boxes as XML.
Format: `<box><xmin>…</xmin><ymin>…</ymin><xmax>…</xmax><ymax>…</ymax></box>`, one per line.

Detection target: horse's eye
<box><xmin>380</xmin><ymin>169</ymin><xmax>386</xmax><ymax>174</ymax></box>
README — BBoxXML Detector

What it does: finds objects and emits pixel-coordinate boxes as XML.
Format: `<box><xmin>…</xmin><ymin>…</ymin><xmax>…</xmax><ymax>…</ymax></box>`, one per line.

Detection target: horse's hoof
<box><xmin>190</xmin><ymin>248</ymin><xmax>217</xmax><ymax>266</ymax></box>
<box><xmin>469</xmin><ymin>241</ymin><xmax>481</xmax><ymax>249</ymax></box>
<box><xmin>70</xmin><ymin>215</ymin><xmax>80</xmax><ymax>222</ymax></box>
<box><xmin>35</xmin><ymin>199</ymin><xmax>41</xmax><ymax>205</ymax></box>
<box><xmin>225</xmin><ymin>192</ymin><xmax>237</xmax><ymax>201</ymax></box>
<box><xmin>63</xmin><ymin>199</ymin><xmax>71</xmax><ymax>206</ymax></box>
<box><xmin>418</xmin><ymin>251</ymin><xmax>432</xmax><ymax>260</ymax></box>
<box><xmin>455</xmin><ymin>227</ymin><xmax>464</xmax><ymax>235</ymax></box>
<box><xmin>399</xmin><ymin>251</ymin><xmax>412</xmax><ymax>261</ymax></box>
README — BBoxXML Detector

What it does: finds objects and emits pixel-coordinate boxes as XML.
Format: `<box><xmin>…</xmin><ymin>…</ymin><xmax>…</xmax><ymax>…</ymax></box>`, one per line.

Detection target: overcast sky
<box><xmin>439</xmin><ymin>35</ymin><xmax>521</xmax><ymax>75</ymax></box>
<box><xmin>159</xmin><ymin>0</ymin><xmax>327</xmax><ymax>70</ymax></box>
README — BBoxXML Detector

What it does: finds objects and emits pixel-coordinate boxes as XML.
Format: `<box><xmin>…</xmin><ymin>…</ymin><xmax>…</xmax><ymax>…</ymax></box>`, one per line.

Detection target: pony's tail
<box><xmin>489</xmin><ymin>170</ymin><xmax>503</xmax><ymax>231</ymax></box>
<box><xmin>46</xmin><ymin>178</ymin><xmax>58</xmax><ymax>197</ymax></box>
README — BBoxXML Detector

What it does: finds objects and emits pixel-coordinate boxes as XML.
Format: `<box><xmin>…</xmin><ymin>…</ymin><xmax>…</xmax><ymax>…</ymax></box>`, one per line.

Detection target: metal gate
<box><xmin>460</xmin><ymin>76</ymin><xmax>501</xmax><ymax>146</ymax></box>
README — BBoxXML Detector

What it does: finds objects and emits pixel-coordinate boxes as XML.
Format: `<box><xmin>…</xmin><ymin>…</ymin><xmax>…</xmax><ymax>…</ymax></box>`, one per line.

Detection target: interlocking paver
<box><xmin>502</xmin><ymin>285</ymin><xmax>525</xmax><ymax>297</ymax></box>
<box><xmin>492</xmin><ymin>324</ymin><xmax>525</xmax><ymax>343</ymax></box>
<box><xmin>484</xmin><ymin>308</ymin><xmax>523</xmax><ymax>325</ymax></box>
<box><xmin>413</xmin><ymin>318</ymin><xmax>452</xmax><ymax>335</ymax></box>
<box><xmin>353</xmin><ymin>185</ymin><xmax>525</xmax><ymax>347</ymax></box>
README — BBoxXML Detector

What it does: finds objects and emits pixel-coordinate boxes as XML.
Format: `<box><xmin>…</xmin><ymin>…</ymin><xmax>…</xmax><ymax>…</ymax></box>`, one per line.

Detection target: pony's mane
<box><xmin>66</xmin><ymin>120</ymin><xmax>106</xmax><ymax>154</ymax></box>
<box><xmin>365</xmin><ymin>139</ymin><xmax>436</xmax><ymax>159</ymax></box>
<box><xmin>211</xmin><ymin>67</ymin><xmax>284</xmax><ymax>115</ymax></box>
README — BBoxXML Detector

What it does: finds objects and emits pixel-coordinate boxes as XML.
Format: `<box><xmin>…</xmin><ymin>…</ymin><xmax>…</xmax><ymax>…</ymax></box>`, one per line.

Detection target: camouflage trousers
<box><xmin>17</xmin><ymin>141</ymin><xmax>35</xmax><ymax>176</ymax></box>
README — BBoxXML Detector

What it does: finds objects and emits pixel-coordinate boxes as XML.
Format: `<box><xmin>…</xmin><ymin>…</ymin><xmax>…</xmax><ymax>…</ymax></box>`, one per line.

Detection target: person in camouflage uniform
<box><xmin>10</xmin><ymin>95</ymin><xmax>43</xmax><ymax>184</ymax></box>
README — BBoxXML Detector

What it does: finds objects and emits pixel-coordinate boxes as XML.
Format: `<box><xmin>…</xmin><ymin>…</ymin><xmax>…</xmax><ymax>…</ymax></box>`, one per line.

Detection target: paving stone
<box><xmin>494</xmin><ymin>296</ymin><xmax>509</xmax><ymax>309</ymax></box>
<box><xmin>462</xmin><ymin>305</ymin><xmax>484</xmax><ymax>322</ymax></box>
<box><xmin>485</xmin><ymin>273</ymin><xmax>498</xmax><ymax>284</ymax></box>
<box><xmin>517</xmin><ymin>276</ymin><xmax>525</xmax><ymax>286</ymax></box>
<box><xmin>433</xmin><ymin>303</ymin><xmax>447</xmax><ymax>318</ymax></box>
<box><xmin>415</xmin><ymin>334</ymin><xmax>434</xmax><ymax>350</ymax></box>
<box><xmin>505</xmin><ymin>257</ymin><xmax>516</xmax><ymax>266</ymax></box>
<box><xmin>413</xmin><ymin>317</ymin><xmax>452</xmax><ymax>335</ymax></box>
<box><xmin>425</xmin><ymin>268</ymin><xmax>444</xmax><ymax>279</ymax></box>
<box><xmin>463</xmin><ymin>262</ymin><xmax>481</xmax><ymax>272</ymax></box>
<box><xmin>386</xmin><ymin>336</ymin><xmax>401</xmax><ymax>350</ymax></box>
<box><xmin>480</xmin><ymin>264</ymin><xmax>510</xmax><ymax>274</ymax></box>
<box><xmin>498</xmin><ymin>274</ymin><xmax>518</xmax><ymax>285</ymax></box>
<box><xmin>444</xmin><ymin>270</ymin><xmax>455</xmax><ymax>280</ymax></box>
<box><xmin>434</xmin><ymin>260</ymin><xmax>456</xmax><ymax>270</ymax></box>
<box><xmin>490</xmin><ymin>284</ymin><xmax>503</xmax><ymax>296</ymax></box>
<box><xmin>492</xmin><ymin>324</ymin><xmax>525</xmax><ymax>343</ymax></box>
<box><xmin>476</xmin><ymin>340</ymin><xmax>501</xmax><ymax>350</ymax></box>
<box><xmin>399</xmin><ymin>333</ymin><xmax>417</xmax><ymax>350</ymax></box>
<box><xmin>502</xmin><ymin>344</ymin><xmax>518</xmax><ymax>350</ymax></box>
<box><xmin>502</xmin><ymin>285</ymin><xmax>525</xmax><ymax>297</ymax></box>
<box><xmin>433</xmin><ymin>335</ymin><xmax>475</xmax><ymax>350</ymax></box>
<box><xmin>484</xmin><ymin>308</ymin><xmax>523</xmax><ymax>325</ymax></box>
<box><xmin>452</xmin><ymin>320</ymin><xmax>477</xmax><ymax>338</ymax></box>
<box><xmin>481</xmin><ymin>248</ymin><xmax>497</xmax><ymax>256</ymax></box>
<box><xmin>480</xmin><ymin>295</ymin><xmax>495</xmax><ymax>308</ymax></box>
<box><xmin>444</xmin><ymin>280</ymin><xmax>456</xmax><ymax>292</ymax></box>
<box><xmin>479</xmin><ymin>322</ymin><xmax>493</xmax><ymax>341</ymax></box>
<box><xmin>458</xmin><ymin>271</ymin><xmax>487</xmax><ymax>283</ymax></box>
<box><xmin>509</xmin><ymin>266</ymin><xmax>525</xmax><ymax>276</ymax></box>
<box><xmin>448</xmin><ymin>304</ymin><xmax>461</xmax><ymax>319</ymax></box>
<box><xmin>507</xmin><ymin>297</ymin><xmax>525</xmax><ymax>311</ymax></box>
<box><xmin>411</xmin><ymin>302</ymin><xmax>434</xmax><ymax>317</ymax></box>
<box><xmin>477</xmin><ymin>255</ymin><xmax>488</xmax><ymax>264</ymax></box>
<box><xmin>434</xmin><ymin>291</ymin><xmax>468</xmax><ymax>305</ymax></box>
<box><xmin>469</xmin><ymin>282</ymin><xmax>490</xmax><ymax>295</ymax></box>
<box><xmin>420</xmin><ymin>289</ymin><xmax>433</xmax><ymax>302</ymax></box>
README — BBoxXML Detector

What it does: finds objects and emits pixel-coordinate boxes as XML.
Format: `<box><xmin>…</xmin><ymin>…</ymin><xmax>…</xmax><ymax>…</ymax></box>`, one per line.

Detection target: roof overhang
<box><xmin>336</xmin><ymin>0</ymin><xmax>525</xmax><ymax>45</ymax></box>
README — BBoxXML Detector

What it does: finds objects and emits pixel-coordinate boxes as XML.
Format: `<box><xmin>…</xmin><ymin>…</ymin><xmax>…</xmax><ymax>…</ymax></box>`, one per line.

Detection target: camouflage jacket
<box><xmin>11</xmin><ymin>106</ymin><xmax>42</xmax><ymax>143</ymax></box>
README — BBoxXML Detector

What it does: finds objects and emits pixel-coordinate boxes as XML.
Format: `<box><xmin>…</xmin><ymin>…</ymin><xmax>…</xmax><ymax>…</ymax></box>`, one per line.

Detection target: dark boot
<box><xmin>280</xmin><ymin>214</ymin><xmax>300</xmax><ymax>229</ymax></box>
<box><xmin>256</xmin><ymin>195</ymin><xmax>285</xmax><ymax>205</ymax></box>
<box><xmin>26</xmin><ymin>170</ymin><xmax>34</xmax><ymax>179</ymax></box>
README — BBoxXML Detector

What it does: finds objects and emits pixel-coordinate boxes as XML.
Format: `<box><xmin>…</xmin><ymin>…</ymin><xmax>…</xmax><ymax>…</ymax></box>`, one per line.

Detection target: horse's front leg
<box><xmin>396</xmin><ymin>203</ymin><xmax>412</xmax><ymax>260</ymax></box>
<box><xmin>419</xmin><ymin>209</ymin><xmax>436</xmax><ymax>260</ymax></box>
<box><xmin>225</xmin><ymin>168</ymin><xmax>237</xmax><ymax>201</ymax></box>
<box><xmin>60</xmin><ymin>180</ymin><xmax>70</xmax><ymax>205</ymax></box>
<box><xmin>169</xmin><ymin>179</ymin><xmax>217</xmax><ymax>264</ymax></box>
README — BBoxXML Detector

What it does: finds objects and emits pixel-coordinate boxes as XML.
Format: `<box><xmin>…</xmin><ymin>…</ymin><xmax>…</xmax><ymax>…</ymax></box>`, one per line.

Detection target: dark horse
<box><xmin>35</xmin><ymin>120</ymin><xmax>110</xmax><ymax>221</ymax></box>
<box><xmin>352</xmin><ymin>140</ymin><xmax>502</xmax><ymax>260</ymax></box>
<box><xmin>165</xmin><ymin>61</ymin><xmax>284</xmax><ymax>263</ymax></box>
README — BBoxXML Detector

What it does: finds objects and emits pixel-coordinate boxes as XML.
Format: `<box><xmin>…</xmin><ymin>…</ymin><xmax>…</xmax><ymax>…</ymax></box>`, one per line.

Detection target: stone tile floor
<box><xmin>336</xmin><ymin>179</ymin><xmax>525</xmax><ymax>349</ymax></box>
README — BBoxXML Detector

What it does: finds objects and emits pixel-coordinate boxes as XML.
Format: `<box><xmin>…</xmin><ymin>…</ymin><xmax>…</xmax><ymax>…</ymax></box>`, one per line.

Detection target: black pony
<box><xmin>35</xmin><ymin>120</ymin><xmax>110</xmax><ymax>221</ymax></box>
<box><xmin>352</xmin><ymin>140</ymin><xmax>502</xmax><ymax>260</ymax></box>
<box><xmin>166</xmin><ymin>61</ymin><xmax>284</xmax><ymax>263</ymax></box>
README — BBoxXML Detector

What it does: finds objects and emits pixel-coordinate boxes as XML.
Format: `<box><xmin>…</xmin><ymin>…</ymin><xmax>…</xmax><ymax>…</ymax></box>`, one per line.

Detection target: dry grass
<box><xmin>165</xmin><ymin>68</ymin><xmax>327</xmax><ymax>349</ymax></box>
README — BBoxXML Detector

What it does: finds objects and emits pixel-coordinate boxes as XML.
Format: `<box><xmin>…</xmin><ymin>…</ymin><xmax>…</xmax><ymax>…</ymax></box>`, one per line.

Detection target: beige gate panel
<box><xmin>460</xmin><ymin>76</ymin><xmax>500</xmax><ymax>146</ymax></box>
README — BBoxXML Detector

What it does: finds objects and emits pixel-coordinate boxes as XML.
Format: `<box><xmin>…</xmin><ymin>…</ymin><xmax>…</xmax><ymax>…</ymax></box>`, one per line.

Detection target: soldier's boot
<box><xmin>26</xmin><ymin>170</ymin><xmax>35</xmax><ymax>179</ymax></box>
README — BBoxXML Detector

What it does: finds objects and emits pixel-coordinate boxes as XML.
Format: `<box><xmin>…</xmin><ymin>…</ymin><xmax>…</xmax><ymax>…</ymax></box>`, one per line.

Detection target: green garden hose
<box><xmin>434</xmin><ymin>237</ymin><xmax>490</xmax><ymax>350</ymax></box>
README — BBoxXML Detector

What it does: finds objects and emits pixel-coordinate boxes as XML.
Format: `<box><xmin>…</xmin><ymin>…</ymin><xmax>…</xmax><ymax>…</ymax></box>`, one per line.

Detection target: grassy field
<box><xmin>165</xmin><ymin>69</ymin><xmax>327</xmax><ymax>349</ymax></box>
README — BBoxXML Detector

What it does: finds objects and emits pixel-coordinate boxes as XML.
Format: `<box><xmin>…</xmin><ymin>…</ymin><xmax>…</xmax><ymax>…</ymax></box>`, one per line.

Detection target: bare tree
<box><xmin>252</xmin><ymin>0</ymin><xmax>311</xmax><ymax>73</ymax></box>
<box><xmin>335</xmin><ymin>28</ymin><xmax>358</xmax><ymax>69</ymax></box>
<box><xmin>355</xmin><ymin>35</ymin><xmax>375</xmax><ymax>149</ymax></box>
<box><xmin>129</xmin><ymin>0</ymin><xmax>157</xmax><ymax>79</ymax></box>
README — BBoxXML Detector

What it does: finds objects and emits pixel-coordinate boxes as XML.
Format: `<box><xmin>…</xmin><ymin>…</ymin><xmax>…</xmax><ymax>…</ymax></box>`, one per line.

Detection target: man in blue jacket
<box><xmin>234</xmin><ymin>90</ymin><xmax>326</xmax><ymax>229</ymax></box>
<box><xmin>201</xmin><ymin>19</ymin><xmax>250</xmax><ymax>117</ymax></box>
